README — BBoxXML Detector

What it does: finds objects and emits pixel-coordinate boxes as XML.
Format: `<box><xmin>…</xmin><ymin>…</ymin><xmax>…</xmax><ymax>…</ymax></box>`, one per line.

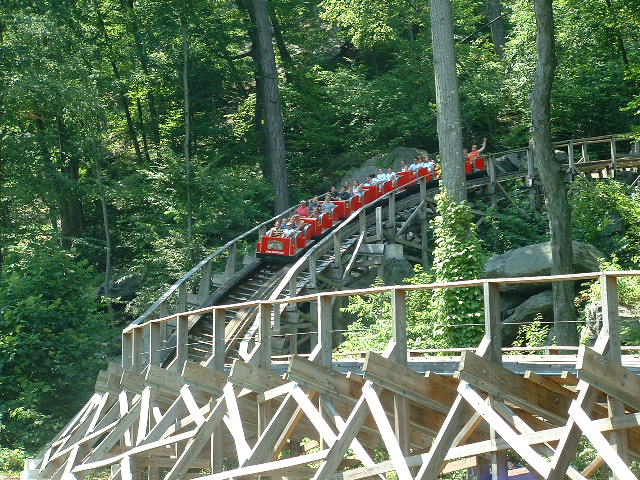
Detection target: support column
<box><xmin>175</xmin><ymin>315</ymin><xmax>188</xmax><ymax>373</ymax></box>
<box><xmin>484</xmin><ymin>281</ymin><xmax>508</xmax><ymax>480</ymax></box>
<box><xmin>601</xmin><ymin>274</ymin><xmax>628</xmax><ymax>470</ymax></box>
<box><xmin>391</xmin><ymin>289</ymin><xmax>409</xmax><ymax>455</ymax></box>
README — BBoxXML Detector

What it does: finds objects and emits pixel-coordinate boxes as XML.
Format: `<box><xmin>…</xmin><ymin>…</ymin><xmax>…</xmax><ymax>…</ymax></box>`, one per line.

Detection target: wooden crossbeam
<box><xmin>577</xmin><ymin>346</ymin><xmax>640</xmax><ymax>411</ymax></box>
<box><xmin>456</xmin><ymin>350</ymin><xmax>572</xmax><ymax>425</ymax></box>
<box><xmin>363</xmin><ymin>351</ymin><xmax>457</xmax><ymax>414</ymax></box>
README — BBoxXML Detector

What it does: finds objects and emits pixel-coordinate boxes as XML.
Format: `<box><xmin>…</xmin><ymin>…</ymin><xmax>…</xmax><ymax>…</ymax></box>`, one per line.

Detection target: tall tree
<box><xmin>430</xmin><ymin>0</ymin><xmax>466</xmax><ymax>203</ymax></box>
<box><xmin>180</xmin><ymin>12</ymin><xmax>194</xmax><ymax>265</ymax></box>
<box><xmin>531</xmin><ymin>0</ymin><xmax>578</xmax><ymax>345</ymax></box>
<box><xmin>486</xmin><ymin>0</ymin><xmax>507</xmax><ymax>58</ymax></box>
<box><xmin>251</xmin><ymin>0</ymin><xmax>290</xmax><ymax>213</ymax></box>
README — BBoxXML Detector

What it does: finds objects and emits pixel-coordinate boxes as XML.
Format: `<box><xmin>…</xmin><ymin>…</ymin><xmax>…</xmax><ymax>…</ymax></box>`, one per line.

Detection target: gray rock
<box><xmin>340</xmin><ymin>147</ymin><xmax>427</xmax><ymax>185</ymax></box>
<box><xmin>382</xmin><ymin>258</ymin><xmax>415</xmax><ymax>286</ymax></box>
<box><xmin>484</xmin><ymin>241</ymin><xmax>603</xmax><ymax>294</ymax></box>
<box><xmin>502</xmin><ymin>290</ymin><xmax>554</xmax><ymax>344</ymax></box>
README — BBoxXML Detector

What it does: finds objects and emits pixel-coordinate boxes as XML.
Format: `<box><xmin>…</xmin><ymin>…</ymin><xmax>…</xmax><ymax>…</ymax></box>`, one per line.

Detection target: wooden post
<box><xmin>317</xmin><ymin>295</ymin><xmax>333</xmax><ymax>368</ymax></box>
<box><xmin>309</xmin><ymin>254</ymin><xmax>317</xmax><ymax>289</ymax></box>
<box><xmin>211</xmin><ymin>309</ymin><xmax>226</xmax><ymax>371</ymax></box>
<box><xmin>419</xmin><ymin>177</ymin><xmax>427</xmax><ymax>203</ymax></box>
<box><xmin>258</xmin><ymin>303</ymin><xmax>272</xmax><ymax>369</ymax></box>
<box><xmin>391</xmin><ymin>289</ymin><xmax>409</xmax><ymax>455</ymax></box>
<box><xmin>211</xmin><ymin>308</ymin><xmax>225</xmax><ymax>475</ymax></box>
<box><xmin>568</xmin><ymin>140</ymin><xmax>574</xmax><ymax>171</ymax></box>
<box><xmin>610</xmin><ymin>135</ymin><xmax>617</xmax><ymax>178</ymax></box>
<box><xmin>582</xmin><ymin>142</ymin><xmax>589</xmax><ymax>162</ymax></box>
<box><xmin>483</xmin><ymin>281</ymin><xmax>508</xmax><ymax>479</ymax></box>
<box><xmin>158</xmin><ymin>301</ymin><xmax>167</xmax><ymax>344</ymax></box>
<box><xmin>359</xmin><ymin>210</ymin><xmax>366</xmax><ymax>234</ymax></box>
<box><xmin>122</xmin><ymin>331</ymin><xmax>133</xmax><ymax>369</ymax></box>
<box><xmin>225</xmin><ymin>243</ymin><xmax>237</xmax><ymax>280</ymax></box>
<box><xmin>389</xmin><ymin>192</ymin><xmax>397</xmax><ymax>237</ymax></box>
<box><xmin>178</xmin><ymin>282</ymin><xmax>187</xmax><ymax>313</ymax></box>
<box><xmin>149</xmin><ymin>322</ymin><xmax>161</xmax><ymax>366</ymax></box>
<box><xmin>198</xmin><ymin>260</ymin><xmax>212</xmax><ymax>300</ymax></box>
<box><xmin>132</xmin><ymin>327</ymin><xmax>145</xmax><ymax>372</ymax></box>
<box><xmin>488</xmin><ymin>155</ymin><xmax>497</xmax><ymax>195</ymax></box>
<box><xmin>317</xmin><ymin>294</ymin><xmax>333</xmax><ymax>450</ymax></box>
<box><xmin>375</xmin><ymin>206</ymin><xmax>383</xmax><ymax>242</ymax></box>
<box><xmin>600</xmin><ymin>274</ymin><xmax>628</xmax><ymax>468</ymax></box>
<box><xmin>175</xmin><ymin>315</ymin><xmax>188</xmax><ymax>373</ymax></box>
<box><xmin>333</xmin><ymin>231</ymin><xmax>342</xmax><ymax>269</ymax></box>
<box><xmin>258</xmin><ymin>302</ymin><xmax>273</xmax><ymax>439</ymax></box>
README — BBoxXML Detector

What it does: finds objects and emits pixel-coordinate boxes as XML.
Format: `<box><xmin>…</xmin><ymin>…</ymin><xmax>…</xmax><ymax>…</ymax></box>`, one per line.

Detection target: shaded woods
<box><xmin>0</xmin><ymin>0</ymin><xmax>639</xmax><ymax>462</ymax></box>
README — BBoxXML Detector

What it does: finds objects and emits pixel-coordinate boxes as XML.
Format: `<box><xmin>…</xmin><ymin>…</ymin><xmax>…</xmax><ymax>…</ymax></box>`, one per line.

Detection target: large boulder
<box><xmin>340</xmin><ymin>147</ymin><xmax>427</xmax><ymax>185</ymax></box>
<box><xmin>501</xmin><ymin>290</ymin><xmax>554</xmax><ymax>344</ymax></box>
<box><xmin>484</xmin><ymin>241</ymin><xmax>603</xmax><ymax>294</ymax></box>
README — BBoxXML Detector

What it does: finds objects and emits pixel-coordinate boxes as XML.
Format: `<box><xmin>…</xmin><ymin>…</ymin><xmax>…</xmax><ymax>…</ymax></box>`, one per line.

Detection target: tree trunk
<box><xmin>268</xmin><ymin>5</ymin><xmax>294</xmax><ymax>83</ymax></box>
<box><xmin>34</xmin><ymin>117</ymin><xmax>59</xmax><ymax>235</ymax></box>
<box><xmin>486</xmin><ymin>0</ymin><xmax>507</xmax><ymax>58</ymax></box>
<box><xmin>430</xmin><ymin>0</ymin><xmax>466</xmax><ymax>203</ymax></box>
<box><xmin>92</xmin><ymin>0</ymin><xmax>143</xmax><ymax>163</ymax></box>
<box><xmin>56</xmin><ymin>115</ymin><xmax>84</xmax><ymax>248</ymax></box>
<box><xmin>531</xmin><ymin>0</ymin><xmax>578</xmax><ymax>346</ymax></box>
<box><xmin>123</xmin><ymin>0</ymin><xmax>161</xmax><ymax>143</ymax></box>
<box><xmin>135</xmin><ymin>97</ymin><xmax>151</xmax><ymax>163</ymax></box>
<box><xmin>251</xmin><ymin>0</ymin><xmax>290</xmax><ymax>213</ymax></box>
<box><xmin>181</xmin><ymin>17</ymin><xmax>194</xmax><ymax>265</ymax></box>
<box><xmin>602</xmin><ymin>0</ymin><xmax>629</xmax><ymax>65</ymax></box>
<box><xmin>94</xmin><ymin>153</ymin><xmax>114</xmax><ymax>320</ymax></box>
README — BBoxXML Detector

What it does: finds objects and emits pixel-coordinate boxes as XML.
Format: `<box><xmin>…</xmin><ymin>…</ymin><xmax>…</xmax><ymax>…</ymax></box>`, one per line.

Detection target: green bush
<box><xmin>0</xmin><ymin>447</ymin><xmax>25</xmax><ymax>472</ymax></box>
<box><xmin>339</xmin><ymin>193</ymin><xmax>486</xmax><ymax>351</ymax></box>
<box><xmin>0</xmin><ymin>241</ymin><xmax>113</xmax><ymax>451</ymax></box>
<box><xmin>570</xmin><ymin>178</ymin><xmax>640</xmax><ymax>267</ymax></box>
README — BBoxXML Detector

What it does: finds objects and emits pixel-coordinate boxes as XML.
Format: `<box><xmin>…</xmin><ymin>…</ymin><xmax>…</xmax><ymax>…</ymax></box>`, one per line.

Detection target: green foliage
<box><xmin>570</xmin><ymin>178</ymin><xmax>640</xmax><ymax>267</ymax></box>
<box><xmin>431</xmin><ymin>192</ymin><xmax>485</xmax><ymax>347</ymax></box>
<box><xmin>340</xmin><ymin>194</ymin><xmax>486</xmax><ymax>352</ymax></box>
<box><xmin>512</xmin><ymin>315</ymin><xmax>550</xmax><ymax>349</ymax></box>
<box><xmin>0</xmin><ymin>447</ymin><xmax>25</xmax><ymax>472</ymax></box>
<box><xmin>0</xmin><ymin>242</ymin><xmax>112</xmax><ymax>451</ymax></box>
<box><xmin>478</xmin><ymin>183</ymin><xmax>549</xmax><ymax>254</ymax></box>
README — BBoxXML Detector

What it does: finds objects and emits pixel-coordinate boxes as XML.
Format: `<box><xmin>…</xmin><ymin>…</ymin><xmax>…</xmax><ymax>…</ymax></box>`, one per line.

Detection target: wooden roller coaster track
<box><xmin>30</xmin><ymin>133</ymin><xmax>640</xmax><ymax>480</ymax></box>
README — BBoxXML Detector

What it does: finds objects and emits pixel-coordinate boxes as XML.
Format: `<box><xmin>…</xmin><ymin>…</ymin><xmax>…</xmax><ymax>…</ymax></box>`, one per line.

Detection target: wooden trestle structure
<box><xmin>34</xmin><ymin>271</ymin><xmax>640</xmax><ymax>480</ymax></box>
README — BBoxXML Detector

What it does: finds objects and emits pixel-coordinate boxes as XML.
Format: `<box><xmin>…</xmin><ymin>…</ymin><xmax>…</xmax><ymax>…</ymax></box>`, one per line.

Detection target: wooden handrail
<box><xmin>125</xmin><ymin>270</ymin><xmax>640</xmax><ymax>332</ymax></box>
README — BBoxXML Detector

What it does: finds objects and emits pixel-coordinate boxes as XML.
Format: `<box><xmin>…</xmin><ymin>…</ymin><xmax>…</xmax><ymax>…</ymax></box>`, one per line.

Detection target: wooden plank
<box><xmin>568</xmin><ymin>402</ymin><xmax>636</xmax><ymax>480</ymax></box>
<box><xmin>524</xmin><ymin>371</ymin><xmax>575</xmax><ymax>396</ymax></box>
<box><xmin>391</xmin><ymin>289</ymin><xmax>409</xmax><ymax>455</ymax></box>
<box><xmin>342</xmin><ymin>232</ymin><xmax>365</xmax><ymax>282</ymax></box>
<box><xmin>180</xmin><ymin>385</ymin><xmax>206</xmax><ymax>427</ymax></box>
<box><xmin>396</xmin><ymin>201</ymin><xmax>425</xmax><ymax>236</ymax></box>
<box><xmin>161</xmin><ymin>397</ymin><xmax>227</xmax><ymax>480</ymax></box>
<box><xmin>230</xmin><ymin>360</ymin><xmax>287</xmax><ymax>393</ymax></box>
<box><xmin>577</xmin><ymin>346</ymin><xmax>640</xmax><ymax>411</ymax></box>
<box><xmin>192</xmin><ymin>449</ymin><xmax>329</xmax><ymax>480</ymax></box>
<box><xmin>362</xmin><ymin>352</ymin><xmax>456</xmax><ymax>413</ymax></box>
<box><xmin>456</xmin><ymin>350</ymin><xmax>572</xmax><ymax>425</ymax></box>
<box><xmin>362</xmin><ymin>384</ymin><xmax>412</xmax><ymax>480</ymax></box>
<box><xmin>318</xmin><ymin>295</ymin><xmax>333</xmax><ymax>367</ymax></box>
<box><xmin>413</xmin><ymin>336</ymin><xmax>491</xmax><ymax>480</ymax></box>
<box><xmin>546</xmin><ymin>332</ymin><xmax>610</xmax><ymax>480</ymax></box>
<box><xmin>458</xmin><ymin>384</ymin><xmax>552</xmax><ymax>477</ymax></box>
<box><xmin>181</xmin><ymin>361</ymin><xmax>227</xmax><ymax>396</ymax></box>
<box><xmin>288</xmin><ymin>355</ymin><xmax>361</xmax><ymax>404</ymax></box>
<box><xmin>223</xmin><ymin>383</ymin><xmax>251</xmax><ymax>463</ymax></box>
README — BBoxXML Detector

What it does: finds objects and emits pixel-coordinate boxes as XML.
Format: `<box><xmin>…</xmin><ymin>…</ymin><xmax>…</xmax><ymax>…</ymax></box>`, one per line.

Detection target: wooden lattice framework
<box><xmin>32</xmin><ymin>271</ymin><xmax>640</xmax><ymax>480</ymax></box>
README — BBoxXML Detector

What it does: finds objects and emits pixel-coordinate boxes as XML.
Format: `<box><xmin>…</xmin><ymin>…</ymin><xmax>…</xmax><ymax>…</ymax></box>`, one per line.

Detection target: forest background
<box><xmin>1</xmin><ymin>0</ymin><xmax>640</xmax><ymax>469</ymax></box>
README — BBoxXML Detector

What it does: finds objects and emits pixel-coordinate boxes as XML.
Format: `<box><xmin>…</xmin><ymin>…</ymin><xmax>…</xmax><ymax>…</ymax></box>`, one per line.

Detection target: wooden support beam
<box><xmin>318</xmin><ymin>295</ymin><xmax>332</xmax><ymax>368</ymax></box>
<box><xmin>456</xmin><ymin>350</ymin><xmax>572</xmax><ymax>425</ymax></box>
<box><xmin>175</xmin><ymin>315</ymin><xmax>189</xmax><ymax>373</ymax></box>
<box><xmin>391</xmin><ymin>289</ymin><xmax>409</xmax><ymax>455</ymax></box>
<box><xmin>259</xmin><ymin>303</ymin><xmax>272</xmax><ymax>369</ymax></box>
<box><xmin>181</xmin><ymin>362</ymin><xmax>227</xmax><ymax>396</ymax></box>
<box><xmin>396</xmin><ymin>201</ymin><xmax>424</xmax><ymax>236</ymax></box>
<box><xmin>578</xmin><ymin>347</ymin><xmax>640</xmax><ymax>411</ymax></box>
<box><xmin>149</xmin><ymin>323</ymin><xmax>161</xmax><ymax>366</ymax></box>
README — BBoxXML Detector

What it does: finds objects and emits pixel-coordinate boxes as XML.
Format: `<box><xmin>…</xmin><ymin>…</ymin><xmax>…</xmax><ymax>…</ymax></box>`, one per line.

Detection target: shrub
<box><xmin>0</xmin><ymin>447</ymin><xmax>25</xmax><ymax>472</ymax></box>
<box><xmin>0</xmin><ymin>241</ymin><xmax>112</xmax><ymax>450</ymax></box>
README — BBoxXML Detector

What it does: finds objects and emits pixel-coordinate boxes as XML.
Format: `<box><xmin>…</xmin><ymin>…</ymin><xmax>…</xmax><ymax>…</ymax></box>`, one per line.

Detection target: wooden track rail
<box><xmin>31</xmin><ymin>133</ymin><xmax>640</xmax><ymax>479</ymax></box>
<box><xmin>34</xmin><ymin>270</ymin><xmax>640</xmax><ymax>480</ymax></box>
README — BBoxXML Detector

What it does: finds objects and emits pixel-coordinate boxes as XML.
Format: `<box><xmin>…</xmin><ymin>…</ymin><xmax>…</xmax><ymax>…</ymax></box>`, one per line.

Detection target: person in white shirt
<box><xmin>321</xmin><ymin>194</ymin><xmax>335</xmax><ymax>213</ymax></box>
<box><xmin>408</xmin><ymin>158</ymin><xmax>420</xmax><ymax>172</ymax></box>
<box><xmin>425</xmin><ymin>156</ymin><xmax>436</xmax><ymax>172</ymax></box>
<box><xmin>363</xmin><ymin>176</ymin><xmax>374</xmax><ymax>186</ymax></box>
<box><xmin>282</xmin><ymin>222</ymin><xmax>297</xmax><ymax>238</ymax></box>
<box><xmin>386</xmin><ymin>168</ymin><xmax>397</xmax><ymax>182</ymax></box>
<box><xmin>353</xmin><ymin>181</ymin><xmax>363</xmax><ymax>196</ymax></box>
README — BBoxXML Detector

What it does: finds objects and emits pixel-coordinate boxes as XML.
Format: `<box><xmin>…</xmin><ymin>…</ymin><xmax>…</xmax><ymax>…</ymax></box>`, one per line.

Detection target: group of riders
<box><xmin>267</xmin><ymin>139</ymin><xmax>488</xmax><ymax>239</ymax></box>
